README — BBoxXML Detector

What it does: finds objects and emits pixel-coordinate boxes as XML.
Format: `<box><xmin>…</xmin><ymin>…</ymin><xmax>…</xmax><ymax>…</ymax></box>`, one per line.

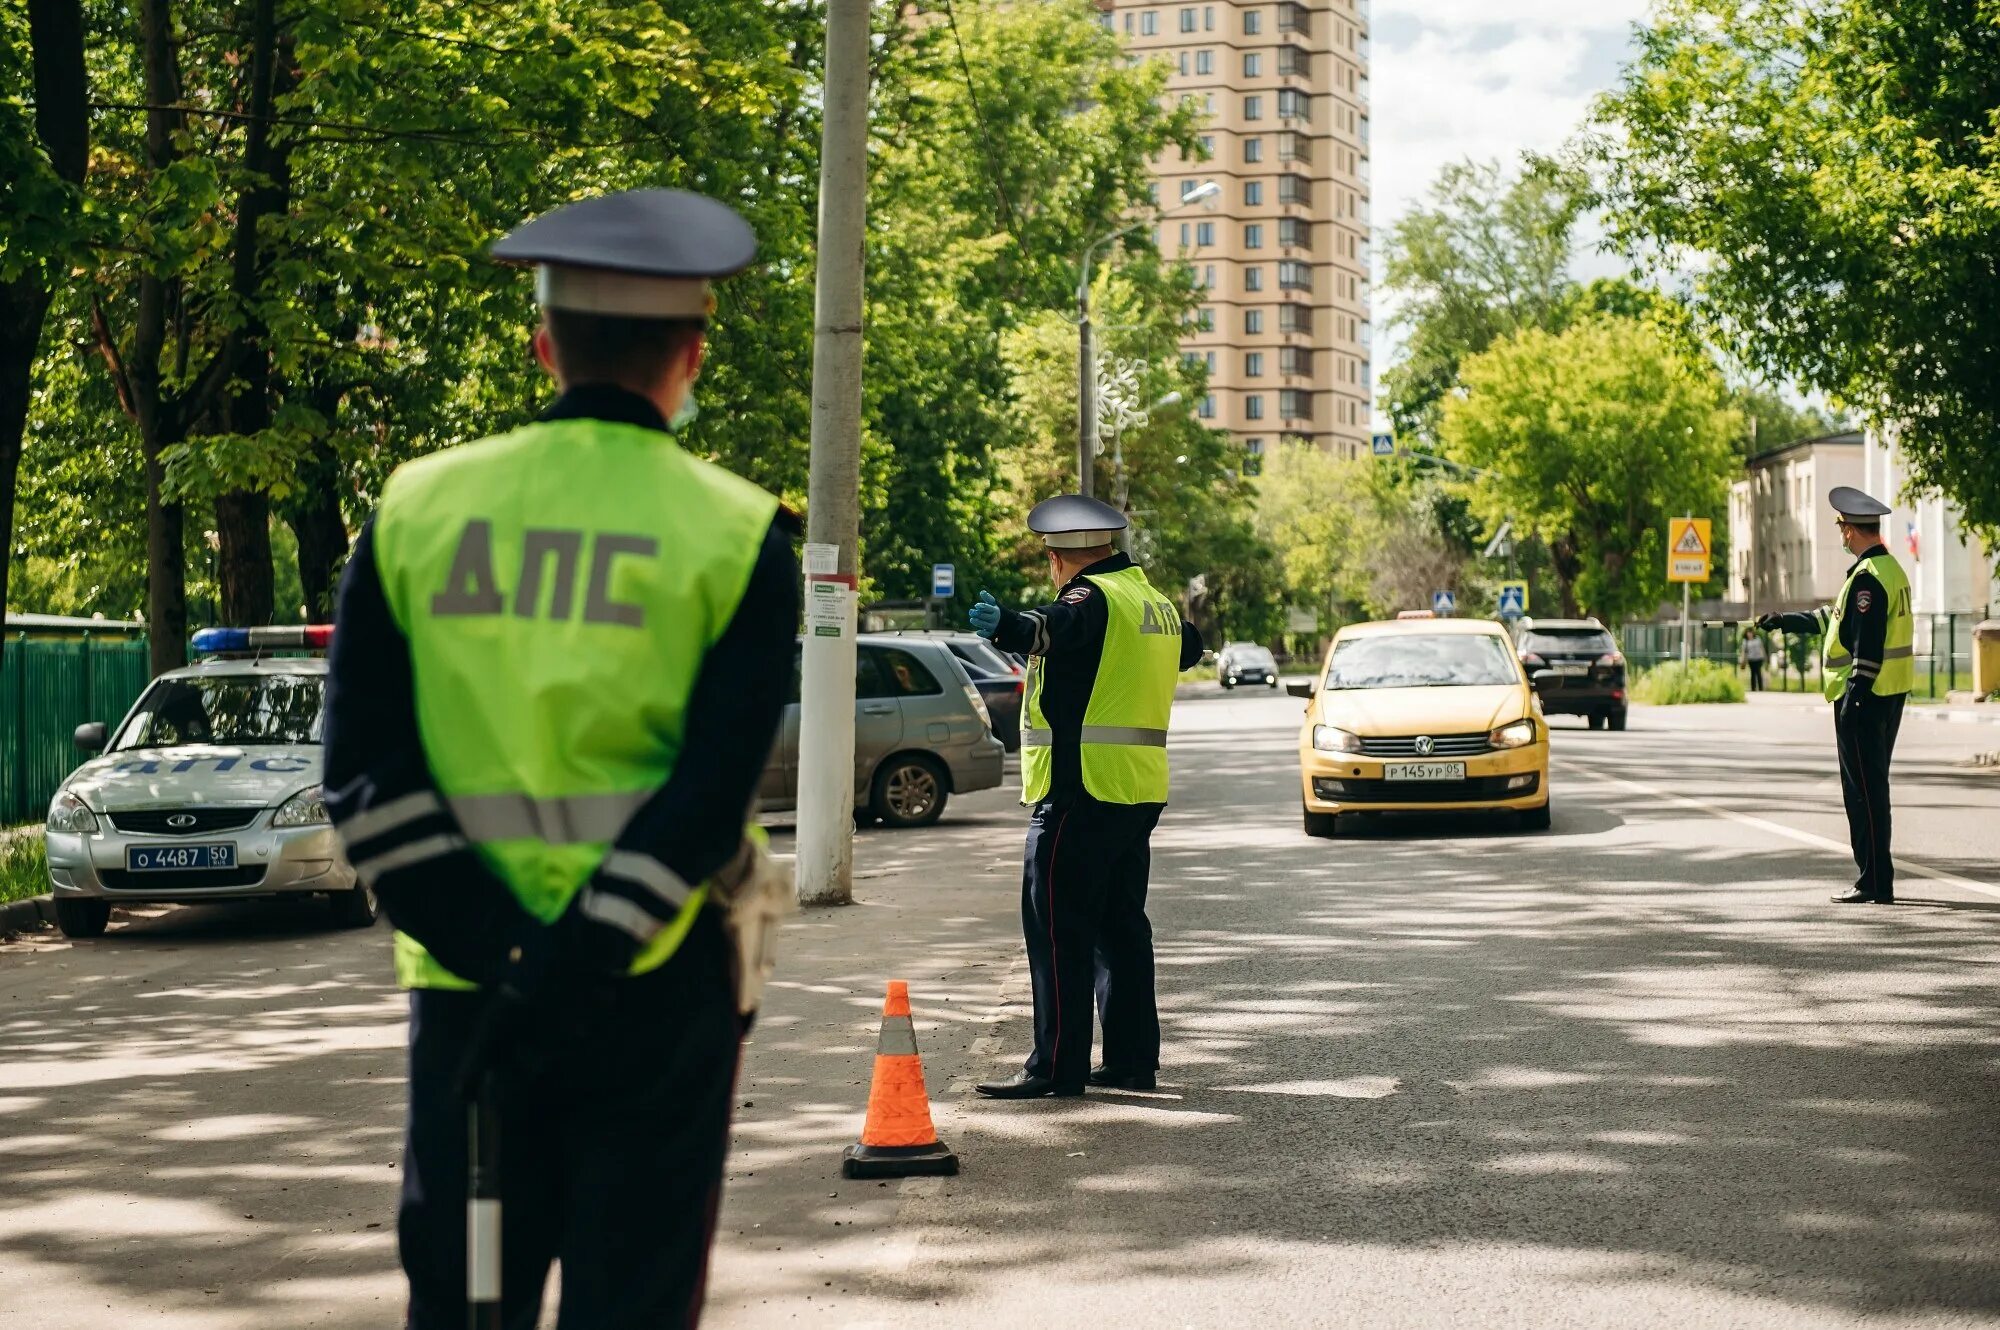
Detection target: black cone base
<box><xmin>841</xmin><ymin>1140</ymin><xmax>960</xmax><ymax>1179</ymax></box>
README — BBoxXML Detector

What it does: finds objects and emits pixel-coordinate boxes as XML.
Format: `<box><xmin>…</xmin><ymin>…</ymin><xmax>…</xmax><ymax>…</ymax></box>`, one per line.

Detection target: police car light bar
<box><xmin>191</xmin><ymin>625</ymin><xmax>334</xmax><ymax>654</ymax></box>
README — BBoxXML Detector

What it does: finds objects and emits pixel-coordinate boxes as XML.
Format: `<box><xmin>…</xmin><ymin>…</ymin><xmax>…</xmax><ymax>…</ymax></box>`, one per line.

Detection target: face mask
<box><xmin>669</xmin><ymin>392</ymin><xmax>698</xmax><ymax>432</ymax></box>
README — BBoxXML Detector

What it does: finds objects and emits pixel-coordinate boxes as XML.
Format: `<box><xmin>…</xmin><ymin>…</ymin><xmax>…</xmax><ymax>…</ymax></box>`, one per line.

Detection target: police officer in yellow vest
<box><xmin>1757</xmin><ymin>486</ymin><xmax>1913</xmax><ymax>904</ymax></box>
<box><xmin>321</xmin><ymin>190</ymin><xmax>798</xmax><ymax>1326</ymax></box>
<box><xmin>967</xmin><ymin>496</ymin><xmax>1203</xmax><ymax>1097</ymax></box>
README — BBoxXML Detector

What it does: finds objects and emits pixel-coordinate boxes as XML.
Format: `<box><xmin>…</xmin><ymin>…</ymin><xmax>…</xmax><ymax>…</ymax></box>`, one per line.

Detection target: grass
<box><xmin>1632</xmin><ymin>659</ymin><xmax>1747</xmax><ymax>705</ymax></box>
<box><xmin>1180</xmin><ymin>663</ymin><xmax>1217</xmax><ymax>682</ymax></box>
<box><xmin>0</xmin><ymin>832</ymin><xmax>50</xmax><ymax>906</ymax></box>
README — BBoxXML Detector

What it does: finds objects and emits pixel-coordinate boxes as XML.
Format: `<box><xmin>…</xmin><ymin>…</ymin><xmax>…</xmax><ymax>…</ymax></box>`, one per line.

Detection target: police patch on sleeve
<box><xmin>1856</xmin><ymin>588</ymin><xmax>1873</xmax><ymax>613</ymax></box>
<box><xmin>1060</xmin><ymin>585</ymin><xmax>1094</xmax><ymax>605</ymax></box>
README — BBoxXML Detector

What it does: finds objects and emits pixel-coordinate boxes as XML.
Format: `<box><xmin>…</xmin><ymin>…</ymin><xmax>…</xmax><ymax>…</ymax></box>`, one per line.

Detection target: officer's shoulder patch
<box><xmin>1060</xmin><ymin>585</ymin><xmax>1095</xmax><ymax>605</ymax></box>
<box><xmin>1855</xmin><ymin>588</ymin><xmax>1873</xmax><ymax>613</ymax></box>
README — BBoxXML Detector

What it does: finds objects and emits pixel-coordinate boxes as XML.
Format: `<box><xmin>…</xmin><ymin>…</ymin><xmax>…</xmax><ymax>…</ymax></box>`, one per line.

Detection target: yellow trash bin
<box><xmin>1975</xmin><ymin>620</ymin><xmax>2000</xmax><ymax>697</ymax></box>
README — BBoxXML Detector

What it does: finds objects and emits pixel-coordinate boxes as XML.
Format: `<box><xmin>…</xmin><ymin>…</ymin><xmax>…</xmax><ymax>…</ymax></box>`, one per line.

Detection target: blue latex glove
<box><xmin>968</xmin><ymin>590</ymin><xmax>1003</xmax><ymax>640</ymax></box>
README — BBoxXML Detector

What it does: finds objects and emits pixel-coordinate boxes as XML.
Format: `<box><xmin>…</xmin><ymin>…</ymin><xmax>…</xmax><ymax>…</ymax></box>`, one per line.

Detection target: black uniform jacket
<box><xmin>1770</xmin><ymin>542</ymin><xmax>1891</xmax><ymax>712</ymax></box>
<box><xmin>988</xmin><ymin>552</ymin><xmax>1204</xmax><ymax>805</ymax></box>
<box><xmin>320</xmin><ymin>385</ymin><xmax>799</xmax><ymax>986</ymax></box>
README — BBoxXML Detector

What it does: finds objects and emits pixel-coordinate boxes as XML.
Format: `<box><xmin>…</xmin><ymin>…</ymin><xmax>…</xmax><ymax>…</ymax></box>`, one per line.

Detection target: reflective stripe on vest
<box><xmin>1020</xmin><ymin>565</ymin><xmax>1181</xmax><ymax>805</ymax></box>
<box><xmin>1821</xmin><ymin>551</ymin><xmax>1914</xmax><ymax>700</ymax></box>
<box><xmin>372</xmin><ymin>416</ymin><xmax>780</xmax><ymax>989</ymax></box>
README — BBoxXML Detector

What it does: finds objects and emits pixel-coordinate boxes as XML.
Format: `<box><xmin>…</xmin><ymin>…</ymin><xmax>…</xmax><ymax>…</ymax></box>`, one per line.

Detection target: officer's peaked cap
<box><xmin>1828</xmin><ymin>486</ymin><xmax>1891</xmax><ymax>520</ymax></box>
<box><xmin>492</xmin><ymin>189</ymin><xmax>757</xmax><ymax>319</ymax></box>
<box><xmin>1029</xmin><ymin>494</ymin><xmax>1128</xmax><ymax>549</ymax></box>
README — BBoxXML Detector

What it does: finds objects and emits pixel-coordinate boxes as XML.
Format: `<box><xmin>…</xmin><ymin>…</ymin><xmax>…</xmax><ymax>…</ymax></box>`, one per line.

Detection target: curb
<box><xmin>0</xmin><ymin>894</ymin><xmax>55</xmax><ymax>936</ymax></box>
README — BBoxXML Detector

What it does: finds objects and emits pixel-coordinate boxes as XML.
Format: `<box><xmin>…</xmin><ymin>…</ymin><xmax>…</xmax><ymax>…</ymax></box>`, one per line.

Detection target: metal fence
<box><xmin>1619</xmin><ymin>611</ymin><xmax>1990</xmax><ymax>699</ymax></box>
<box><xmin>0</xmin><ymin>635</ymin><xmax>152</xmax><ymax>825</ymax></box>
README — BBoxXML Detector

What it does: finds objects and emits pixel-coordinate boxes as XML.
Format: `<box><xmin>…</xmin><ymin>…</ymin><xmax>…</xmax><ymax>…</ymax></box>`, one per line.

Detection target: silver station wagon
<box><xmin>759</xmin><ymin>635</ymin><xmax>1007</xmax><ymax>827</ymax></box>
<box><xmin>43</xmin><ymin>654</ymin><xmax>371</xmax><ymax>939</ymax></box>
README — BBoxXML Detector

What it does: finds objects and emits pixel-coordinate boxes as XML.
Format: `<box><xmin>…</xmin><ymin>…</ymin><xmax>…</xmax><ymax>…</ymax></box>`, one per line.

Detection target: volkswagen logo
<box><xmin>165</xmin><ymin>813</ymin><xmax>197</xmax><ymax>829</ymax></box>
<box><xmin>1413</xmin><ymin>735</ymin><xmax>1436</xmax><ymax>756</ymax></box>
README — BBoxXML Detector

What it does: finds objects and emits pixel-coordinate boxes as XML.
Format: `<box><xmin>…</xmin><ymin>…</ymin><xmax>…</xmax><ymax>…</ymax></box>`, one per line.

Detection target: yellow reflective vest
<box><xmin>371</xmin><ymin>414</ymin><xmax>779</xmax><ymax>988</ymax></box>
<box><xmin>1020</xmin><ymin>564</ymin><xmax>1182</xmax><ymax>805</ymax></box>
<box><xmin>1821</xmin><ymin>551</ymin><xmax>1914</xmax><ymax>702</ymax></box>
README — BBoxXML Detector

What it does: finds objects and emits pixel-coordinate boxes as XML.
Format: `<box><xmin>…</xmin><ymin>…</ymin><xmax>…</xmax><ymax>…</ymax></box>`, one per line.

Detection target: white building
<box><xmin>1727</xmin><ymin>431</ymin><xmax>1865</xmax><ymax>616</ymax></box>
<box><xmin>1861</xmin><ymin>427</ymin><xmax>1995</xmax><ymax>617</ymax></box>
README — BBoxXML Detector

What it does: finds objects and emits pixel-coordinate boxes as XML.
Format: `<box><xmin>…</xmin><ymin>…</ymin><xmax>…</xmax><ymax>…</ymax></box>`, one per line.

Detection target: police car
<box><xmin>42</xmin><ymin>626</ymin><xmax>370</xmax><ymax>938</ymax></box>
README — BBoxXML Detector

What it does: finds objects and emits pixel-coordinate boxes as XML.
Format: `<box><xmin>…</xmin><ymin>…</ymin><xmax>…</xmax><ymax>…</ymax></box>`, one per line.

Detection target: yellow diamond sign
<box><xmin>1668</xmin><ymin>517</ymin><xmax>1711</xmax><ymax>583</ymax></box>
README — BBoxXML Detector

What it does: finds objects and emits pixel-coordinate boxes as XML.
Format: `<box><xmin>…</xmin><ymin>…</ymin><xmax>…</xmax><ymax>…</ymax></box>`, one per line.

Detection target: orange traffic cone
<box><xmin>841</xmin><ymin>980</ymin><xmax>960</xmax><ymax>1179</ymax></box>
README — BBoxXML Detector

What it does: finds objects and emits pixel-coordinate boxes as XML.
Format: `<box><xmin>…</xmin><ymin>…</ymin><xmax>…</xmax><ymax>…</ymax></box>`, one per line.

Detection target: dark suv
<box><xmin>1512</xmin><ymin>618</ymin><xmax>1628</xmax><ymax>730</ymax></box>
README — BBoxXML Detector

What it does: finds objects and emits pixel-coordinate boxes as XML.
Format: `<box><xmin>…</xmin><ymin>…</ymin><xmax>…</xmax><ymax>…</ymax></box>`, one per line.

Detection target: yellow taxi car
<box><xmin>1290</xmin><ymin>617</ymin><xmax>1550</xmax><ymax>837</ymax></box>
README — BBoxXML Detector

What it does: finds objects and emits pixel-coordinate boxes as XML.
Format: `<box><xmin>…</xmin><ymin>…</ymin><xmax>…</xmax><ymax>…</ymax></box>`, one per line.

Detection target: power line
<box><xmin>935</xmin><ymin>0</ymin><xmax>1020</xmax><ymax>239</ymax></box>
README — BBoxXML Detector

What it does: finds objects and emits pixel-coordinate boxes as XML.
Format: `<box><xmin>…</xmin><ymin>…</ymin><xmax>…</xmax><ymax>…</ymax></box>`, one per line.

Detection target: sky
<box><xmin>1366</xmin><ymin>0</ymin><xmax>1651</xmax><ymax>426</ymax></box>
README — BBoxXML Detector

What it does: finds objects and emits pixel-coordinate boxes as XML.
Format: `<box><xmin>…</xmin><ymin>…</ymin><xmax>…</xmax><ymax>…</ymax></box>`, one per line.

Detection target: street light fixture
<box><xmin>1076</xmin><ymin>180</ymin><xmax>1221</xmax><ymax>498</ymax></box>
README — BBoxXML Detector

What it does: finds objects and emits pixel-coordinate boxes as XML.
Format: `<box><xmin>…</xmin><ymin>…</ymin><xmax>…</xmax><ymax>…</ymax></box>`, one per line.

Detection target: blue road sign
<box><xmin>1371</xmin><ymin>432</ymin><xmax>1396</xmax><ymax>457</ymax></box>
<box><xmin>1496</xmin><ymin>581</ymin><xmax>1528</xmax><ymax>619</ymax></box>
<box><xmin>1432</xmin><ymin>589</ymin><xmax>1457</xmax><ymax>616</ymax></box>
<box><xmin>932</xmin><ymin>563</ymin><xmax>956</xmax><ymax>598</ymax></box>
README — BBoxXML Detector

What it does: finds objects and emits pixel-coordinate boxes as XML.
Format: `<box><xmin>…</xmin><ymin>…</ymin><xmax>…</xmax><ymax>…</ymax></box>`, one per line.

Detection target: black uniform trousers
<box><xmin>1020</xmin><ymin>794</ymin><xmax>1163</xmax><ymax>1086</ymax></box>
<box><xmin>1834</xmin><ymin>694</ymin><xmax>1905</xmax><ymax>900</ymax></box>
<box><xmin>400</xmin><ymin>908</ymin><xmax>741</xmax><ymax>1330</ymax></box>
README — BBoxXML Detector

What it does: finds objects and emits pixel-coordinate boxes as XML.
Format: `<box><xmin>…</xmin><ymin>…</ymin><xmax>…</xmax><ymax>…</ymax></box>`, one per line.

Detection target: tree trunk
<box><xmin>211</xmin><ymin>0</ymin><xmax>291</xmax><ymax>625</ymax></box>
<box><xmin>0</xmin><ymin>0</ymin><xmax>89</xmax><ymax>674</ymax></box>
<box><xmin>1549</xmin><ymin>532</ymin><xmax>1583</xmax><ymax>618</ymax></box>
<box><xmin>134</xmin><ymin>0</ymin><xmax>187</xmax><ymax>675</ymax></box>
<box><xmin>215</xmin><ymin>491</ymin><xmax>274</xmax><ymax>624</ymax></box>
<box><xmin>287</xmin><ymin>434</ymin><xmax>348</xmax><ymax>621</ymax></box>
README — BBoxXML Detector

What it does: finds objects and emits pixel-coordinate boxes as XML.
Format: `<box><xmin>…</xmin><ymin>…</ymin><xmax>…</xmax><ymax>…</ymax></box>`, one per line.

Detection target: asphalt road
<box><xmin>2</xmin><ymin>692</ymin><xmax>1997</xmax><ymax>1327</ymax></box>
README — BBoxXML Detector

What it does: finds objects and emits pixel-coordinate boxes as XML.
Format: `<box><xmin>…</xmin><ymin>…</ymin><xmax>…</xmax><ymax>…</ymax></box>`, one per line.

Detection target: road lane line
<box><xmin>1552</xmin><ymin>757</ymin><xmax>2000</xmax><ymax>901</ymax></box>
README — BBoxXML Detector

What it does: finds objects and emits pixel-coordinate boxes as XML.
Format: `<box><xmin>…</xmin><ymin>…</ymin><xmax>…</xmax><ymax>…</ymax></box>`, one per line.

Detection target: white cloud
<box><xmin>1382</xmin><ymin>0</ymin><xmax>1649</xmax><ymax>33</ymax></box>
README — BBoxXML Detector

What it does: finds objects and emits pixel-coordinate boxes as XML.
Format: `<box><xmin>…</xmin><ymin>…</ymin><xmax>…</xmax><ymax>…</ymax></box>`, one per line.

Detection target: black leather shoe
<box><xmin>1832</xmin><ymin>889</ymin><xmax>1892</xmax><ymax>904</ymax></box>
<box><xmin>1087</xmin><ymin>1066</ymin><xmax>1157</xmax><ymax>1091</ymax></box>
<box><xmin>975</xmin><ymin>1072</ymin><xmax>1084</xmax><ymax>1099</ymax></box>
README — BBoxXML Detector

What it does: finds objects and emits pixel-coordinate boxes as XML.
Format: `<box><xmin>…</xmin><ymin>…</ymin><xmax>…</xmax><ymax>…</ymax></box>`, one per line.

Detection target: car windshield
<box><xmin>1324</xmin><ymin>633</ymin><xmax>1519</xmax><ymax>690</ymax></box>
<box><xmin>1521</xmin><ymin>629</ymin><xmax>1615</xmax><ymax>655</ymax></box>
<box><xmin>1231</xmin><ymin>647</ymin><xmax>1276</xmax><ymax>667</ymax></box>
<box><xmin>112</xmin><ymin>673</ymin><xmax>324</xmax><ymax>750</ymax></box>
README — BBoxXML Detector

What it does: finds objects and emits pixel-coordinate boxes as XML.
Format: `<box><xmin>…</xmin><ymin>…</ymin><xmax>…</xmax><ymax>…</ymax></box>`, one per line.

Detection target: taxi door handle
<box><xmin>861</xmin><ymin>703</ymin><xmax>896</xmax><ymax>715</ymax></box>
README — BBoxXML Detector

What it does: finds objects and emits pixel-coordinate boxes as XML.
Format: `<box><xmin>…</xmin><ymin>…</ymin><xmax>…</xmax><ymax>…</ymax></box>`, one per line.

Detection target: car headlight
<box><xmin>1490</xmin><ymin>718</ymin><xmax>1538</xmax><ymax>749</ymax></box>
<box><xmin>47</xmin><ymin>791</ymin><xmax>99</xmax><ymax>834</ymax></box>
<box><xmin>273</xmin><ymin>785</ymin><xmax>330</xmax><ymax>828</ymax></box>
<box><xmin>1311</xmin><ymin>724</ymin><xmax>1363</xmax><ymax>754</ymax></box>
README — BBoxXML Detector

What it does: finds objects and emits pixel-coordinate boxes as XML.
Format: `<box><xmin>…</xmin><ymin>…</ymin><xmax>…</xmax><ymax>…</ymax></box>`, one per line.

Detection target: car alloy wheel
<box><xmin>874</xmin><ymin>756</ymin><xmax>948</xmax><ymax>828</ymax></box>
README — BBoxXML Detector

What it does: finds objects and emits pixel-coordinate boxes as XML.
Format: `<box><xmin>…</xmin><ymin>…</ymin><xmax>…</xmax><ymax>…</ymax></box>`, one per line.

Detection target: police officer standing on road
<box><xmin>1757</xmin><ymin>486</ymin><xmax>1913</xmax><ymax>905</ymax></box>
<box><xmin>321</xmin><ymin>189</ymin><xmax>799</xmax><ymax>1327</ymax></box>
<box><xmin>967</xmin><ymin>496</ymin><xmax>1204</xmax><ymax>1098</ymax></box>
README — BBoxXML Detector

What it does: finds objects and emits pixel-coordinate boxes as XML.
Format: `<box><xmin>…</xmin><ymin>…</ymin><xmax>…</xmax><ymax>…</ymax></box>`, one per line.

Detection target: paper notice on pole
<box><xmin>803</xmin><ymin>542</ymin><xmax>840</xmax><ymax>577</ymax></box>
<box><xmin>803</xmin><ymin>578</ymin><xmax>855</xmax><ymax>639</ymax></box>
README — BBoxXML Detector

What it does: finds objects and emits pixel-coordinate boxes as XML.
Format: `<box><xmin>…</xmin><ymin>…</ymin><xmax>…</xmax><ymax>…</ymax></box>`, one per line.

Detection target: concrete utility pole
<box><xmin>795</xmin><ymin>0</ymin><xmax>869</xmax><ymax>908</ymax></box>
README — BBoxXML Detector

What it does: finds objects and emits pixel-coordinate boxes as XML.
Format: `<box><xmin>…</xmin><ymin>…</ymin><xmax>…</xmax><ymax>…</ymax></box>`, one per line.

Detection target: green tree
<box><xmin>1440</xmin><ymin>316</ymin><xmax>1741</xmax><ymax>622</ymax></box>
<box><xmin>1595</xmin><ymin>0</ymin><xmax>2000</xmax><ymax>535</ymax></box>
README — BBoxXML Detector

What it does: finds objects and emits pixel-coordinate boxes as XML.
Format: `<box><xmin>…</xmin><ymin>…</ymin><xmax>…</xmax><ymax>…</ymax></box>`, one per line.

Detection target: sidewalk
<box><xmin>1745</xmin><ymin>689</ymin><xmax>2000</xmax><ymax>726</ymax></box>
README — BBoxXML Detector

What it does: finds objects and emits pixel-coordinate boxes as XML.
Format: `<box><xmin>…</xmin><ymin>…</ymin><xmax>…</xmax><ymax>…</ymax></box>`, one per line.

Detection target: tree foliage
<box><xmin>1595</xmin><ymin>0</ymin><xmax>2000</xmax><ymax>535</ymax></box>
<box><xmin>1439</xmin><ymin>316</ymin><xmax>1741</xmax><ymax>622</ymax></box>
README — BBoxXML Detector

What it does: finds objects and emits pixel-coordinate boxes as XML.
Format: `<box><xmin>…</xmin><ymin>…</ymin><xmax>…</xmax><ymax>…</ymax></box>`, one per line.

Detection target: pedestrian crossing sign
<box><xmin>1497</xmin><ymin>581</ymin><xmax>1528</xmax><ymax>619</ymax></box>
<box><xmin>1668</xmin><ymin>517</ymin><xmax>1711</xmax><ymax>583</ymax></box>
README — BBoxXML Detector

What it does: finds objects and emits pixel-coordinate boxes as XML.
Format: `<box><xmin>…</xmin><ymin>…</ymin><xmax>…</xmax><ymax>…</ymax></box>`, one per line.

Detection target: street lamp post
<box><xmin>1076</xmin><ymin>180</ymin><xmax>1220</xmax><ymax>497</ymax></box>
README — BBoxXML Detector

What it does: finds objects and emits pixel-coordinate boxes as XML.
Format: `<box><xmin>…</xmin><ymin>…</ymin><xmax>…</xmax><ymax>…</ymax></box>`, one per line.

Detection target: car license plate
<box><xmin>1383</xmin><ymin>762</ymin><xmax>1466</xmax><ymax>782</ymax></box>
<box><xmin>127</xmin><ymin>843</ymin><xmax>237</xmax><ymax>872</ymax></box>
<box><xmin>1551</xmin><ymin>664</ymin><xmax>1589</xmax><ymax>676</ymax></box>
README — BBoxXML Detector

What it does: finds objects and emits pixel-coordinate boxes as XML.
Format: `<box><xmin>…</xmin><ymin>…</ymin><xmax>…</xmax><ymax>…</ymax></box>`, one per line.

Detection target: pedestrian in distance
<box><xmin>1756</xmin><ymin>486</ymin><xmax>1913</xmax><ymax>905</ymax></box>
<box><xmin>1741</xmin><ymin>625</ymin><xmax>1768</xmax><ymax>692</ymax></box>
<box><xmin>967</xmin><ymin>496</ymin><xmax>1204</xmax><ymax>1098</ymax></box>
<box><xmin>321</xmin><ymin>188</ymin><xmax>799</xmax><ymax>1328</ymax></box>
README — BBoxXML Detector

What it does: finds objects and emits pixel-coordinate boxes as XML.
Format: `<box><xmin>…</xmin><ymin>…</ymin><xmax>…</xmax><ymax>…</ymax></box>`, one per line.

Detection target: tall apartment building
<box><xmin>1101</xmin><ymin>0</ymin><xmax>1374</xmax><ymax>463</ymax></box>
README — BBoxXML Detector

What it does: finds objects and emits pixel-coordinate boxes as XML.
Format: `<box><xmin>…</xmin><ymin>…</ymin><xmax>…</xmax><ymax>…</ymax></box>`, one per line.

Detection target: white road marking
<box><xmin>1554</xmin><ymin>757</ymin><xmax>2000</xmax><ymax>901</ymax></box>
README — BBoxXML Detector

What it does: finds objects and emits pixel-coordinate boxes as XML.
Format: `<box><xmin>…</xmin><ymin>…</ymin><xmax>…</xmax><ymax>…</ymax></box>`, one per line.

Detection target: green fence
<box><xmin>1619</xmin><ymin>611</ymin><xmax>1989</xmax><ymax>699</ymax></box>
<box><xmin>1</xmin><ymin>635</ymin><xmax>152</xmax><ymax>825</ymax></box>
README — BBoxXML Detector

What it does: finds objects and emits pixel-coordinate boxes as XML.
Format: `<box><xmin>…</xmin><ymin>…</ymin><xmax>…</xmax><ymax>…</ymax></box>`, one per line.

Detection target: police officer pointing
<box><xmin>322</xmin><ymin>189</ymin><xmax>798</xmax><ymax>1326</ymax></box>
<box><xmin>968</xmin><ymin>496</ymin><xmax>1204</xmax><ymax>1098</ymax></box>
<box><xmin>1757</xmin><ymin>485</ymin><xmax>1913</xmax><ymax>904</ymax></box>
